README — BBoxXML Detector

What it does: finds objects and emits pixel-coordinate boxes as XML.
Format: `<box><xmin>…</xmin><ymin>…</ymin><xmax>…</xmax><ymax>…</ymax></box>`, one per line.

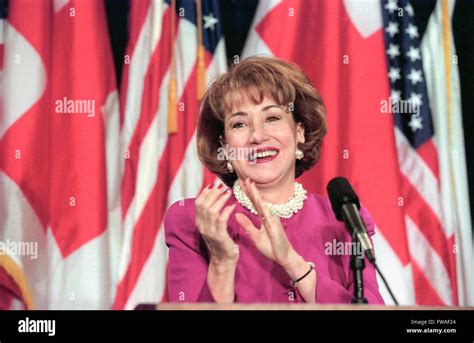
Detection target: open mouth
<box><xmin>249</xmin><ymin>148</ymin><xmax>279</xmax><ymax>164</ymax></box>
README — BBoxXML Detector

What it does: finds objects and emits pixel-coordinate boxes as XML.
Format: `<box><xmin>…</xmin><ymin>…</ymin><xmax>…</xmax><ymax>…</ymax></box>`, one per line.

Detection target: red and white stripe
<box><xmin>114</xmin><ymin>0</ymin><xmax>227</xmax><ymax>310</ymax></box>
<box><xmin>395</xmin><ymin>128</ymin><xmax>457</xmax><ymax>305</ymax></box>
<box><xmin>420</xmin><ymin>0</ymin><xmax>473</xmax><ymax>305</ymax></box>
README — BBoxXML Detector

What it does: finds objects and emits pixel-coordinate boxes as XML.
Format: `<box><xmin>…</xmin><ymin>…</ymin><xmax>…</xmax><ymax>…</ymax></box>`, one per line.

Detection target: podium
<box><xmin>136</xmin><ymin>303</ymin><xmax>473</xmax><ymax>311</ymax></box>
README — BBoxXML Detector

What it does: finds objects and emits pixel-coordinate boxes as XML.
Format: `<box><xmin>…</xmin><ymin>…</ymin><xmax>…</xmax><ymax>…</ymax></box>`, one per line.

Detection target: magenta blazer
<box><xmin>164</xmin><ymin>193</ymin><xmax>385</xmax><ymax>304</ymax></box>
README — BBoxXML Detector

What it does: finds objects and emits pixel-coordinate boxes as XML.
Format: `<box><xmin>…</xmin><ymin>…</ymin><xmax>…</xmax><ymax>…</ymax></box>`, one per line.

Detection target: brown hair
<box><xmin>196</xmin><ymin>56</ymin><xmax>327</xmax><ymax>187</ymax></box>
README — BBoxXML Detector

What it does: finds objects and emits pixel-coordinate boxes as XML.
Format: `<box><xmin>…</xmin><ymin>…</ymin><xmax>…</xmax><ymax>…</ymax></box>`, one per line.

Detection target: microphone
<box><xmin>327</xmin><ymin>177</ymin><xmax>376</xmax><ymax>263</ymax></box>
<box><xmin>327</xmin><ymin>177</ymin><xmax>400</xmax><ymax>305</ymax></box>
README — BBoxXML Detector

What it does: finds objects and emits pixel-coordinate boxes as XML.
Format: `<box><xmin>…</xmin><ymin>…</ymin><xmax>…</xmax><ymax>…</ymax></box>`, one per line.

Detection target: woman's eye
<box><xmin>232</xmin><ymin>122</ymin><xmax>246</xmax><ymax>129</ymax></box>
<box><xmin>267</xmin><ymin>116</ymin><xmax>280</xmax><ymax>122</ymax></box>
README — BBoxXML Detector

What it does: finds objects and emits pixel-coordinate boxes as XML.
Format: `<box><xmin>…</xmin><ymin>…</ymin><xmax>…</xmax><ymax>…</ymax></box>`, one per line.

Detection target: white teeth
<box><xmin>256</xmin><ymin>150</ymin><xmax>278</xmax><ymax>158</ymax></box>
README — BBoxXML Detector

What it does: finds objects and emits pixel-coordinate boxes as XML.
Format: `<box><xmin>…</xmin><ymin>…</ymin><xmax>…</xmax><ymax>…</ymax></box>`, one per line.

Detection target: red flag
<box><xmin>0</xmin><ymin>0</ymin><xmax>120</xmax><ymax>309</ymax></box>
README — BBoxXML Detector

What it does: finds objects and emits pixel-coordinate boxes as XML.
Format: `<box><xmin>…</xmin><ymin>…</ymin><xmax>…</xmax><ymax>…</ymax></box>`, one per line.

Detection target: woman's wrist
<box><xmin>209</xmin><ymin>256</ymin><xmax>238</xmax><ymax>274</ymax></box>
<box><xmin>281</xmin><ymin>250</ymin><xmax>309</xmax><ymax>281</ymax></box>
<box><xmin>207</xmin><ymin>258</ymin><xmax>237</xmax><ymax>304</ymax></box>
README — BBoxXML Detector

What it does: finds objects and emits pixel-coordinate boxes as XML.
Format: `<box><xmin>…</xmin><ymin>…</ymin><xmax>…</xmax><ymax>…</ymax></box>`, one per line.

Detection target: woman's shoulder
<box><xmin>163</xmin><ymin>198</ymin><xmax>197</xmax><ymax>237</ymax></box>
<box><xmin>163</xmin><ymin>198</ymin><xmax>205</xmax><ymax>251</ymax></box>
<box><xmin>165</xmin><ymin>197</ymin><xmax>196</xmax><ymax>212</ymax></box>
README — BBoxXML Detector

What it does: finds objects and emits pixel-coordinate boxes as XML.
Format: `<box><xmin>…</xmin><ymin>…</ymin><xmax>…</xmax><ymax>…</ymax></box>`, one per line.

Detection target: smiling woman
<box><xmin>197</xmin><ymin>56</ymin><xmax>326</xmax><ymax>190</ymax></box>
<box><xmin>164</xmin><ymin>56</ymin><xmax>385</xmax><ymax>305</ymax></box>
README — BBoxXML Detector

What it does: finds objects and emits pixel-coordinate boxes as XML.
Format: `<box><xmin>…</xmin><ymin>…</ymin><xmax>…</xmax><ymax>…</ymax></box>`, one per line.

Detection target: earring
<box><xmin>295</xmin><ymin>149</ymin><xmax>304</xmax><ymax>160</ymax></box>
<box><xmin>226</xmin><ymin>161</ymin><xmax>234</xmax><ymax>173</ymax></box>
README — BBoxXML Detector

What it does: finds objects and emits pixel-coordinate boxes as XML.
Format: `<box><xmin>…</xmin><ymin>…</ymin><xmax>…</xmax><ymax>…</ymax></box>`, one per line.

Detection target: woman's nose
<box><xmin>249</xmin><ymin>124</ymin><xmax>270</xmax><ymax>144</ymax></box>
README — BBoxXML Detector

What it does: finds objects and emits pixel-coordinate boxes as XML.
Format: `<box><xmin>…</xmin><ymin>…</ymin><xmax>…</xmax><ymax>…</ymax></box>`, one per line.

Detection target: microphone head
<box><xmin>326</xmin><ymin>177</ymin><xmax>360</xmax><ymax>221</ymax></box>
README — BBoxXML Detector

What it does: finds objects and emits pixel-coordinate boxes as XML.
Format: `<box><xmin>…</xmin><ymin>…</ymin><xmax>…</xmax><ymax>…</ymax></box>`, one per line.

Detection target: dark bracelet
<box><xmin>290</xmin><ymin>262</ymin><xmax>315</xmax><ymax>287</ymax></box>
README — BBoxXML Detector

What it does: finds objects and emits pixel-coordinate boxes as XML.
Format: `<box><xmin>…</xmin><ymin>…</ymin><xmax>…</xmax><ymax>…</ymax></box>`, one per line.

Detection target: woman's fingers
<box><xmin>195</xmin><ymin>183</ymin><xmax>211</xmax><ymax>208</ymax></box>
<box><xmin>195</xmin><ymin>184</ymin><xmax>214</xmax><ymax>232</ymax></box>
<box><xmin>243</xmin><ymin>178</ymin><xmax>264</xmax><ymax>213</ymax></box>
<box><xmin>219</xmin><ymin>203</ymin><xmax>236</xmax><ymax>223</ymax></box>
<box><xmin>207</xmin><ymin>189</ymin><xmax>232</xmax><ymax>220</ymax></box>
<box><xmin>200</xmin><ymin>184</ymin><xmax>227</xmax><ymax>211</ymax></box>
<box><xmin>201</xmin><ymin>191</ymin><xmax>229</xmax><ymax>235</ymax></box>
<box><xmin>244</xmin><ymin>178</ymin><xmax>275</xmax><ymax>224</ymax></box>
<box><xmin>235</xmin><ymin>212</ymin><xmax>259</xmax><ymax>241</ymax></box>
<box><xmin>216</xmin><ymin>204</ymin><xmax>236</xmax><ymax>238</ymax></box>
<box><xmin>196</xmin><ymin>184</ymin><xmax>228</xmax><ymax>233</ymax></box>
<box><xmin>195</xmin><ymin>184</ymin><xmax>215</xmax><ymax>214</ymax></box>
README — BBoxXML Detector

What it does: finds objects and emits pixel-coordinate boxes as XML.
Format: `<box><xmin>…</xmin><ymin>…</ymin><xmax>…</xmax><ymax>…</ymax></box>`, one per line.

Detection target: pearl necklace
<box><xmin>233</xmin><ymin>180</ymin><xmax>307</xmax><ymax>219</ymax></box>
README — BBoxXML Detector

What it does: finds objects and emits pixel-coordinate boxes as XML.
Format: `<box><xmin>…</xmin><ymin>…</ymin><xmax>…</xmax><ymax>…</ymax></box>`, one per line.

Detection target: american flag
<box><xmin>113</xmin><ymin>0</ymin><xmax>227</xmax><ymax>309</ymax></box>
<box><xmin>382</xmin><ymin>0</ymin><xmax>457</xmax><ymax>305</ymax></box>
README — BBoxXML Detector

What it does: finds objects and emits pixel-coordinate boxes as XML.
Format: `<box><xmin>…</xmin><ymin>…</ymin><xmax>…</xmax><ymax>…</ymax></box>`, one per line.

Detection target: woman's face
<box><xmin>223</xmin><ymin>93</ymin><xmax>305</xmax><ymax>186</ymax></box>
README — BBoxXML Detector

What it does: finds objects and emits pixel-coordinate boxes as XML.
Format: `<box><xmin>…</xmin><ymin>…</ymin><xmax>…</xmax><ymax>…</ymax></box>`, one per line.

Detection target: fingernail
<box><xmin>217</xmin><ymin>184</ymin><xmax>223</xmax><ymax>189</ymax></box>
<box><xmin>207</xmin><ymin>183</ymin><xmax>213</xmax><ymax>189</ymax></box>
<box><xmin>225</xmin><ymin>188</ymin><xmax>232</xmax><ymax>193</ymax></box>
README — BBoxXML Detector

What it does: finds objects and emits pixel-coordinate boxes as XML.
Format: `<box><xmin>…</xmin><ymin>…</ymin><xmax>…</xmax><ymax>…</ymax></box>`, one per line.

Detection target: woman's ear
<box><xmin>296</xmin><ymin>123</ymin><xmax>305</xmax><ymax>144</ymax></box>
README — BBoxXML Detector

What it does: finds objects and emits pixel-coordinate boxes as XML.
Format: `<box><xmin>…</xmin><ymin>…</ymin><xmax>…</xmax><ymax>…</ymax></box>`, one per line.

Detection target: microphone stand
<box><xmin>350</xmin><ymin>232</ymin><xmax>368</xmax><ymax>304</ymax></box>
<box><xmin>328</xmin><ymin>177</ymin><xmax>400</xmax><ymax>305</ymax></box>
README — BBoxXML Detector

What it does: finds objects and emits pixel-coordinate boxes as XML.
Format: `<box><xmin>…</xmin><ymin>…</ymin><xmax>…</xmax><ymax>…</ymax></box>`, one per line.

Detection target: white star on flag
<box><xmin>391</xmin><ymin>89</ymin><xmax>401</xmax><ymax>103</ymax></box>
<box><xmin>405</xmin><ymin>3</ymin><xmax>414</xmax><ymax>17</ymax></box>
<box><xmin>406</xmin><ymin>46</ymin><xmax>421</xmax><ymax>62</ymax></box>
<box><xmin>385</xmin><ymin>21</ymin><xmax>399</xmax><ymax>37</ymax></box>
<box><xmin>388</xmin><ymin>67</ymin><xmax>401</xmax><ymax>83</ymax></box>
<box><xmin>203</xmin><ymin>13</ymin><xmax>219</xmax><ymax>31</ymax></box>
<box><xmin>407</xmin><ymin>68</ymin><xmax>423</xmax><ymax>85</ymax></box>
<box><xmin>408</xmin><ymin>114</ymin><xmax>423</xmax><ymax>132</ymax></box>
<box><xmin>409</xmin><ymin>92</ymin><xmax>423</xmax><ymax>108</ymax></box>
<box><xmin>406</xmin><ymin>23</ymin><xmax>419</xmax><ymax>39</ymax></box>
<box><xmin>387</xmin><ymin>43</ymin><xmax>400</xmax><ymax>59</ymax></box>
<box><xmin>384</xmin><ymin>0</ymin><xmax>399</xmax><ymax>14</ymax></box>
